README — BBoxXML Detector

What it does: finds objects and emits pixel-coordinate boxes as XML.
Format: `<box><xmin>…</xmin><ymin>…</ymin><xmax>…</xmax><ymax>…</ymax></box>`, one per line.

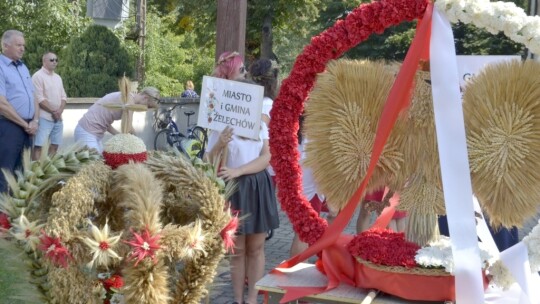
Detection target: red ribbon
<box><xmin>272</xmin><ymin>2</ymin><xmax>434</xmax><ymax>302</ymax></box>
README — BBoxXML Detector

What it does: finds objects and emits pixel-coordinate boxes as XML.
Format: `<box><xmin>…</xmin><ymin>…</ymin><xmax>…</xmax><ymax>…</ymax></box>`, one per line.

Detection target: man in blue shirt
<box><xmin>0</xmin><ymin>30</ymin><xmax>39</xmax><ymax>193</ymax></box>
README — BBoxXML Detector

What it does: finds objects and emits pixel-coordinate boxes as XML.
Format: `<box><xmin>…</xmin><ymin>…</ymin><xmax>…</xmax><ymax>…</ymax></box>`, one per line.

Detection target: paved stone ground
<box><xmin>202</xmin><ymin>206</ymin><xmax>540</xmax><ymax>304</ymax></box>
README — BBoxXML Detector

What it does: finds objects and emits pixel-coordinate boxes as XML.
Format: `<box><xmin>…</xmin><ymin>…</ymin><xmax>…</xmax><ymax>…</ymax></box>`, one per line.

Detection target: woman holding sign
<box><xmin>206</xmin><ymin>51</ymin><xmax>279</xmax><ymax>304</ymax></box>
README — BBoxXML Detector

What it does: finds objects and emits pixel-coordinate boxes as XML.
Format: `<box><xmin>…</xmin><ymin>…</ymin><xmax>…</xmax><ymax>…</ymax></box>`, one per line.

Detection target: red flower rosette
<box><xmin>347</xmin><ymin>229</ymin><xmax>489</xmax><ymax>301</ymax></box>
<box><xmin>103</xmin><ymin>134</ymin><xmax>148</xmax><ymax>169</ymax></box>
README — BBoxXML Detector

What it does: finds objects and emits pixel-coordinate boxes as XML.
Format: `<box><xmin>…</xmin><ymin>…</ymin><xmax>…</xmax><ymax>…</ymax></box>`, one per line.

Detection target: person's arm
<box><xmin>39</xmin><ymin>99</ymin><xmax>55</xmax><ymax>113</ymax></box>
<box><xmin>204</xmin><ymin>126</ymin><xmax>233</xmax><ymax>163</ymax></box>
<box><xmin>0</xmin><ymin>95</ymin><xmax>30</xmax><ymax>129</ymax></box>
<box><xmin>218</xmin><ymin>139</ymin><xmax>271</xmax><ymax>181</ymax></box>
<box><xmin>55</xmin><ymin>79</ymin><xmax>67</xmax><ymax>120</ymax></box>
<box><xmin>261</xmin><ymin>114</ymin><xmax>270</xmax><ymax>125</ymax></box>
<box><xmin>27</xmin><ymin>98</ymin><xmax>40</xmax><ymax>135</ymax></box>
<box><xmin>53</xmin><ymin>99</ymin><xmax>66</xmax><ymax>120</ymax></box>
<box><xmin>106</xmin><ymin>125</ymin><xmax>119</xmax><ymax>135</ymax></box>
<box><xmin>1</xmin><ymin>70</ymin><xmax>30</xmax><ymax>128</ymax></box>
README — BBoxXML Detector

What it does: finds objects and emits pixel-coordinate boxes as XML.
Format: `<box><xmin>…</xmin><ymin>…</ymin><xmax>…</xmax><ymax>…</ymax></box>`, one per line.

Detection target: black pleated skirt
<box><xmin>230</xmin><ymin>169</ymin><xmax>280</xmax><ymax>235</ymax></box>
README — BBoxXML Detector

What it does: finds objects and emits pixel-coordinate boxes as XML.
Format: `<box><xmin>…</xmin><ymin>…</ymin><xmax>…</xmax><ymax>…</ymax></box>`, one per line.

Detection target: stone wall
<box><xmin>61</xmin><ymin>97</ymin><xmax>200</xmax><ymax>150</ymax></box>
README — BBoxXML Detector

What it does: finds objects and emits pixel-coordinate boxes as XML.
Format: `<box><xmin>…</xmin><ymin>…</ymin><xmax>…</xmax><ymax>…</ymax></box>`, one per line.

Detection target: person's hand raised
<box><xmin>219</xmin><ymin>126</ymin><xmax>234</xmax><ymax>147</ymax></box>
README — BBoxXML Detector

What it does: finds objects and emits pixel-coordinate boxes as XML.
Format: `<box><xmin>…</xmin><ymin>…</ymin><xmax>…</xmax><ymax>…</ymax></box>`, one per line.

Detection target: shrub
<box><xmin>58</xmin><ymin>25</ymin><xmax>134</xmax><ymax>97</ymax></box>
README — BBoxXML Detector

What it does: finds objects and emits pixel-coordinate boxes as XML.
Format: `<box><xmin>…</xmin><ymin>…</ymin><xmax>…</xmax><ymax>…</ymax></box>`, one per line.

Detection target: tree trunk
<box><xmin>216</xmin><ymin>0</ymin><xmax>247</xmax><ymax>61</ymax></box>
<box><xmin>136</xmin><ymin>0</ymin><xmax>146</xmax><ymax>84</ymax></box>
<box><xmin>260</xmin><ymin>13</ymin><xmax>274</xmax><ymax>60</ymax></box>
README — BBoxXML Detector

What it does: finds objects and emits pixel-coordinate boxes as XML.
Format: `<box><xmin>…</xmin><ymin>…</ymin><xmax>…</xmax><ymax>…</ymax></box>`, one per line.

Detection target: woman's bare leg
<box><xmin>230</xmin><ymin>235</ymin><xmax>246</xmax><ymax>303</ymax></box>
<box><xmin>245</xmin><ymin>233</ymin><xmax>267</xmax><ymax>304</ymax></box>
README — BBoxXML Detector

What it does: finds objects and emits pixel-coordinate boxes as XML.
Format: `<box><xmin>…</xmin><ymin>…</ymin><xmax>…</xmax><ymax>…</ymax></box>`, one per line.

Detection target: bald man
<box><xmin>32</xmin><ymin>51</ymin><xmax>67</xmax><ymax>160</ymax></box>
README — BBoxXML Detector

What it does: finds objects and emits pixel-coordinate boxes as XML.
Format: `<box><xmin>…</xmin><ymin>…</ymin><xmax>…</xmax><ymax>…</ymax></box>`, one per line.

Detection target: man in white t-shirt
<box><xmin>32</xmin><ymin>52</ymin><xmax>67</xmax><ymax>160</ymax></box>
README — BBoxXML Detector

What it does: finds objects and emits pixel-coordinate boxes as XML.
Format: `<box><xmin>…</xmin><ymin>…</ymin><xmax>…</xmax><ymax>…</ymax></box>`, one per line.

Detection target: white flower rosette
<box><xmin>103</xmin><ymin>134</ymin><xmax>148</xmax><ymax>169</ymax></box>
<box><xmin>415</xmin><ymin>236</ymin><xmax>495</xmax><ymax>274</ymax></box>
<box><xmin>436</xmin><ymin>0</ymin><xmax>540</xmax><ymax>54</ymax></box>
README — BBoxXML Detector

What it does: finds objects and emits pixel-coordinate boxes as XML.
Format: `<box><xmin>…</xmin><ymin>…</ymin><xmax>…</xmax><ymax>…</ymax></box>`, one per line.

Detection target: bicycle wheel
<box><xmin>154</xmin><ymin>129</ymin><xmax>171</xmax><ymax>151</ymax></box>
<box><xmin>154</xmin><ymin>129</ymin><xmax>183</xmax><ymax>151</ymax></box>
<box><xmin>189</xmin><ymin>126</ymin><xmax>208</xmax><ymax>158</ymax></box>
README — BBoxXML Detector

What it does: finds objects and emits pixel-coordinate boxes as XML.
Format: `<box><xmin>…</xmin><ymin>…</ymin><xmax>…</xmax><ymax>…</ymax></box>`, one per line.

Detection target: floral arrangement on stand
<box><xmin>0</xmin><ymin>150</ymin><xmax>234</xmax><ymax>304</ymax></box>
<box><xmin>346</xmin><ymin>229</ymin><xmax>492</xmax><ymax>301</ymax></box>
<box><xmin>269</xmin><ymin>0</ymin><xmax>540</xmax><ymax>301</ymax></box>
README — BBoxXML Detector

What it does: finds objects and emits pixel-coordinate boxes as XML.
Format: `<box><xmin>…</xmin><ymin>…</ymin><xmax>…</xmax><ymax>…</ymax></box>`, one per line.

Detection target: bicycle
<box><xmin>153</xmin><ymin>104</ymin><xmax>207</xmax><ymax>159</ymax></box>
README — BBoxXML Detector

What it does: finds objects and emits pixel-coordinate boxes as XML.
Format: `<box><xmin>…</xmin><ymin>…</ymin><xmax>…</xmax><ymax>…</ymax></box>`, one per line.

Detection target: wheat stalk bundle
<box><xmin>463</xmin><ymin>59</ymin><xmax>540</xmax><ymax>228</ymax></box>
<box><xmin>395</xmin><ymin>69</ymin><xmax>446</xmax><ymax>245</ymax></box>
<box><xmin>304</xmin><ymin>59</ymin><xmax>406</xmax><ymax>211</ymax></box>
<box><xmin>399</xmin><ymin>174</ymin><xmax>444</xmax><ymax>246</ymax></box>
<box><xmin>102</xmin><ymin>76</ymin><xmax>148</xmax><ymax>134</ymax></box>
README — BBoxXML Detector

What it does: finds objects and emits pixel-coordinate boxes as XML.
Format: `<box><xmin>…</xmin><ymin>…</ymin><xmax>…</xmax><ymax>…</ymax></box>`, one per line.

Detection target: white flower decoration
<box><xmin>436</xmin><ymin>0</ymin><xmax>540</xmax><ymax>54</ymax></box>
<box><xmin>415</xmin><ymin>236</ymin><xmax>494</xmax><ymax>274</ymax></box>
<box><xmin>10</xmin><ymin>211</ymin><xmax>44</xmax><ymax>254</ymax></box>
<box><xmin>182</xmin><ymin>220</ymin><xmax>207</xmax><ymax>258</ymax></box>
<box><xmin>104</xmin><ymin>134</ymin><xmax>146</xmax><ymax>154</ymax></box>
<box><xmin>80</xmin><ymin>220</ymin><xmax>122</xmax><ymax>269</ymax></box>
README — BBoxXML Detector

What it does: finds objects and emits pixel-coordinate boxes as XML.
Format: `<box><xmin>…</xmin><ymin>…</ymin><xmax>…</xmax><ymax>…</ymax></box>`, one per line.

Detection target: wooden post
<box><xmin>528</xmin><ymin>0</ymin><xmax>539</xmax><ymax>59</ymax></box>
<box><xmin>216</xmin><ymin>0</ymin><xmax>247</xmax><ymax>61</ymax></box>
<box><xmin>136</xmin><ymin>0</ymin><xmax>146</xmax><ymax>83</ymax></box>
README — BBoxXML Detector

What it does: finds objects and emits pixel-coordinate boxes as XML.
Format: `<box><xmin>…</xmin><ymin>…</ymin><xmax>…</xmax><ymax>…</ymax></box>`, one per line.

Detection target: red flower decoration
<box><xmin>220</xmin><ymin>213</ymin><xmax>239</xmax><ymax>253</ymax></box>
<box><xmin>103</xmin><ymin>151</ymin><xmax>148</xmax><ymax>169</ymax></box>
<box><xmin>38</xmin><ymin>230</ymin><xmax>71</xmax><ymax>268</ymax></box>
<box><xmin>124</xmin><ymin>228</ymin><xmax>161</xmax><ymax>266</ymax></box>
<box><xmin>102</xmin><ymin>274</ymin><xmax>124</xmax><ymax>290</ymax></box>
<box><xmin>268</xmin><ymin>0</ymin><xmax>427</xmax><ymax>246</ymax></box>
<box><xmin>0</xmin><ymin>212</ymin><xmax>11</xmax><ymax>230</ymax></box>
<box><xmin>347</xmin><ymin>228</ymin><xmax>420</xmax><ymax>268</ymax></box>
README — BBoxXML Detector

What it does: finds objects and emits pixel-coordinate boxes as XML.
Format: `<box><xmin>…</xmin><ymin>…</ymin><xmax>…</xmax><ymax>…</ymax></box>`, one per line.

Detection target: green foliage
<box><xmin>58</xmin><ymin>25</ymin><xmax>134</xmax><ymax>97</ymax></box>
<box><xmin>315</xmin><ymin>0</ymin><xmax>526</xmax><ymax>62</ymax></box>
<box><xmin>172</xmin><ymin>0</ymin><xmax>322</xmax><ymax>63</ymax></box>
<box><xmin>0</xmin><ymin>0</ymin><xmax>91</xmax><ymax>73</ymax></box>
<box><xmin>453</xmin><ymin>22</ymin><xmax>525</xmax><ymax>56</ymax></box>
<box><xmin>245</xmin><ymin>0</ymin><xmax>322</xmax><ymax>58</ymax></box>
<box><xmin>143</xmin><ymin>11</ymin><xmax>214</xmax><ymax>96</ymax></box>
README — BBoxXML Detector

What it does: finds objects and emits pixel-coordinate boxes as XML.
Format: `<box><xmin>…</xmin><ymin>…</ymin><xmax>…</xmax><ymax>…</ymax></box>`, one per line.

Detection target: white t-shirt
<box><xmin>261</xmin><ymin>97</ymin><xmax>275</xmax><ymax>176</ymax></box>
<box><xmin>207</xmin><ymin>123</ymin><xmax>269</xmax><ymax>169</ymax></box>
<box><xmin>299</xmin><ymin>139</ymin><xmax>325</xmax><ymax>202</ymax></box>
<box><xmin>262</xmin><ymin>97</ymin><xmax>273</xmax><ymax>118</ymax></box>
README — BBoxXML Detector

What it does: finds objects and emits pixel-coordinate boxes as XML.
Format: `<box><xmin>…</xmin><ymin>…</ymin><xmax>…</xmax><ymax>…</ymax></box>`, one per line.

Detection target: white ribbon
<box><xmin>500</xmin><ymin>243</ymin><xmax>540</xmax><ymax>304</ymax></box>
<box><xmin>475</xmin><ymin>197</ymin><xmax>540</xmax><ymax>303</ymax></box>
<box><xmin>430</xmin><ymin>7</ymin><xmax>485</xmax><ymax>303</ymax></box>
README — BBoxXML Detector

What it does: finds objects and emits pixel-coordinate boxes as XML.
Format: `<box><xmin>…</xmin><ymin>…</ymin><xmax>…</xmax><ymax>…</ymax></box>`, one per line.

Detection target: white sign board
<box><xmin>456</xmin><ymin>55</ymin><xmax>520</xmax><ymax>91</ymax></box>
<box><xmin>197</xmin><ymin>76</ymin><xmax>264</xmax><ymax>140</ymax></box>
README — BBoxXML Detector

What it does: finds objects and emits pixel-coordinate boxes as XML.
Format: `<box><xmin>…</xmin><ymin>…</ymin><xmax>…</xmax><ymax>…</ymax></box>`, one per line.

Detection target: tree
<box><xmin>0</xmin><ymin>0</ymin><xmax>90</xmax><ymax>72</ymax></box>
<box><xmin>170</xmin><ymin>0</ymin><xmax>322</xmax><ymax>63</ymax></box>
<box><xmin>58</xmin><ymin>25</ymin><xmax>134</xmax><ymax>97</ymax></box>
<box><xmin>142</xmin><ymin>10</ymin><xmax>214</xmax><ymax>96</ymax></box>
<box><xmin>316</xmin><ymin>0</ymin><xmax>527</xmax><ymax>61</ymax></box>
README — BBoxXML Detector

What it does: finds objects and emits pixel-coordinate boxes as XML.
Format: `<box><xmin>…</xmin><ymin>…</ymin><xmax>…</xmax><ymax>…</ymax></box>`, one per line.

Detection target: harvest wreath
<box><xmin>269</xmin><ymin>0</ymin><xmax>540</xmax><ymax>301</ymax></box>
<box><xmin>0</xmin><ymin>78</ymin><xmax>234</xmax><ymax>304</ymax></box>
<box><xmin>0</xmin><ymin>149</ymin><xmax>234</xmax><ymax>304</ymax></box>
